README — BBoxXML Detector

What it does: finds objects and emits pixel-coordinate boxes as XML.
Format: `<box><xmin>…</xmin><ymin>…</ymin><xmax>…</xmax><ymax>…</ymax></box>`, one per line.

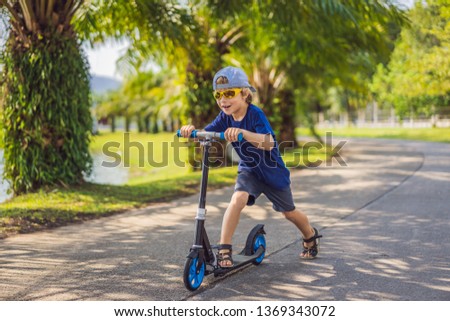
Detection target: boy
<box><xmin>179</xmin><ymin>66</ymin><xmax>321</xmax><ymax>268</ymax></box>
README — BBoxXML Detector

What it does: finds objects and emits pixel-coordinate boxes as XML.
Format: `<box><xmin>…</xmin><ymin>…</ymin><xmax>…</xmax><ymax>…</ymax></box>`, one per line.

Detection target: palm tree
<box><xmin>0</xmin><ymin>0</ymin><xmax>193</xmax><ymax>194</ymax></box>
<box><xmin>272</xmin><ymin>0</ymin><xmax>406</xmax><ymax>138</ymax></box>
<box><xmin>181</xmin><ymin>3</ymin><xmax>246</xmax><ymax>127</ymax></box>
<box><xmin>214</xmin><ymin>0</ymin><xmax>406</xmax><ymax>144</ymax></box>
<box><xmin>95</xmin><ymin>65</ymin><xmax>187</xmax><ymax>134</ymax></box>
<box><xmin>1</xmin><ymin>0</ymin><xmax>92</xmax><ymax>194</ymax></box>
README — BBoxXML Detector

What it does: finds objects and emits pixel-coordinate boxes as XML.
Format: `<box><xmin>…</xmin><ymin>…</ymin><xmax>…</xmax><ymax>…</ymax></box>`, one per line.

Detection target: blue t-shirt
<box><xmin>204</xmin><ymin>104</ymin><xmax>291</xmax><ymax>190</ymax></box>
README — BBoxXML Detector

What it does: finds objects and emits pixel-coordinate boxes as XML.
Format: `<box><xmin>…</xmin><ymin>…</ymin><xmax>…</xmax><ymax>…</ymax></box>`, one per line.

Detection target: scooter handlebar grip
<box><xmin>176</xmin><ymin>129</ymin><xmax>198</xmax><ymax>138</ymax></box>
<box><xmin>177</xmin><ymin>130</ymin><xmax>242</xmax><ymax>141</ymax></box>
<box><xmin>218</xmin><ymin>132</ymin><xmax>243</xmax><ymax>141</ymax></box>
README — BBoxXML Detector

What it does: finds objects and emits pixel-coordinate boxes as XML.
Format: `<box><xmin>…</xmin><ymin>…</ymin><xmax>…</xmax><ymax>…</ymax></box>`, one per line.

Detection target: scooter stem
<box><xmin>193</xmin><ymin>140</ymin><xmax>211</xmax><ymax>247</ymax></box>
<box><xmin>198</xmin><ymin>140</ymin><xmax>211</xmax><ymax>213</ymax></box>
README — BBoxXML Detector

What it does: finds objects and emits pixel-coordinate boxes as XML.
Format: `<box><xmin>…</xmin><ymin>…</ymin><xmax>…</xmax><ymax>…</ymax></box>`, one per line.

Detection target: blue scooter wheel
<box><xmin>252</xmin><ymin>233</ymin><xmax>266</xmax><ymax>265</ymax></box>
<box><xmin>183</xmin><ymin>256</ymin><xmax>205</xmax><ymax>291</ymax></box>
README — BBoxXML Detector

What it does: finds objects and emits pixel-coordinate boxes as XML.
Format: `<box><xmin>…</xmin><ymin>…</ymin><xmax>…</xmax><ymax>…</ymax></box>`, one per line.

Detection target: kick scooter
<box><xmin>176</xmin><ymin>130</ymin><xmax>266</xmax><ymax>291</ymax></box>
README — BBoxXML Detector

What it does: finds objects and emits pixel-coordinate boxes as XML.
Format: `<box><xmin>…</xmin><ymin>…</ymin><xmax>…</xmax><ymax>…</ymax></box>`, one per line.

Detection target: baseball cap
<box><xmin>213</xmin><ymin>66</ymin><xmax>257</xmax><ymax>92</ymax></box>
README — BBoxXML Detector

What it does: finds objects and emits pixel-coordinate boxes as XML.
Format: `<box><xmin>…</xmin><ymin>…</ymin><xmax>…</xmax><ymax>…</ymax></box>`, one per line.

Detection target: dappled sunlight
<box><xmin>425</xmin><ymin>282</ymin><xmax>450</xmax><ymax>292</ymax></box>
<box><xmin>0</xmin><ymin>183</ymin><xmax>288</xmax><ymax>300</ymax></box>
<box><xmin>364</xmin><ymin>259</ymin><xmax>411</xmax><ymax>276</ymax></box>
<box><xmin>195</xmin><ymin>141</ymin><xmax>444</xmax><ymax>300</ymax></box>
<box><xmin>415</xmin><ymin>170</ymin><xmax>450</xmax><ymax>182</ymax></box>
<box><xmin>1</xmin><ymin>139</ymin><xmax>449</xmax><ymax>300</ymax></box>
<box><xmin>190</xmin><ymin>141</ymin><xmax>449</xmax><ymax>300</ymax></box>
<box><xmin>0</xmin><ymin>204</ymin><xmax>191</xmax><ymax>300</ymax></box>
<box><xmin>244</xmin><ymin>206</ymin><xmax>273</xmax><ymax>221</ymax></box>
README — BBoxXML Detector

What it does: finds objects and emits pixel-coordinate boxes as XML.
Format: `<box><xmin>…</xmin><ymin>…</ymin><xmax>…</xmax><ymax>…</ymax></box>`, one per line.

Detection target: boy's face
<box><xmin>214</xmin><ymin>88</ymin><xmax>248</xmax><ymax>116</ymax></box>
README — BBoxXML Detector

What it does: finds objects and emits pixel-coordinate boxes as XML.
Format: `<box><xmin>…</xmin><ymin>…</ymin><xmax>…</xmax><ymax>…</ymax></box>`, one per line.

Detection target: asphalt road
<box><xmin>0</xmin><ymin>138</ymin><xmax>449</xmax><ymax>301</ymax></box>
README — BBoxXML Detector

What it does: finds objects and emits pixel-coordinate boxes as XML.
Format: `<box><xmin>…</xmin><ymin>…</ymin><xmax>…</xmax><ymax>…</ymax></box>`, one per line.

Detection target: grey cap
<box><xmin>213</xmin><ymin>66</ymin><xmax>257</xmax><ymax>92</ymax></box>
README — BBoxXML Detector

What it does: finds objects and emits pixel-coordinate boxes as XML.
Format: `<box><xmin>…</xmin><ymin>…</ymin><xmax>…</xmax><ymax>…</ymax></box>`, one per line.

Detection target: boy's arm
<box><xmin>225</xmin><ymin>128</ymin><xmax>274</xmax><ymax>151</ymax></box>
<box><xmin>179</xmin><ymin>112</ymin><xmax>225</xmax><ymax>137</ymax></box>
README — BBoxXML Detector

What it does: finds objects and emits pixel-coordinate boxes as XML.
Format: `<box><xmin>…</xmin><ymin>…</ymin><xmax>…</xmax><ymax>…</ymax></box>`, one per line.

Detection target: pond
<box><xmin>0</xmin><ymin>150</ymin><xmax>9</xmax><ymax>203</ymax></box>
<box><xmin>0</xmin><ymin>150</ymin><xmax>129</xmax><ymax>203</ymax></box>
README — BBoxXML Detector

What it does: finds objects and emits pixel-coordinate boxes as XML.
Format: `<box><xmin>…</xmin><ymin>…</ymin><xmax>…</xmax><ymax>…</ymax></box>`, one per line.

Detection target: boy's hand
<box><xmin>225</xmin><ymin>128</ymin><xmax>244</xmax><ymax>142</ymax></box>
<box><xmin>179</xmin><ymin>125</ymin><xmax>196</xmax><ymax>138</ymax></box>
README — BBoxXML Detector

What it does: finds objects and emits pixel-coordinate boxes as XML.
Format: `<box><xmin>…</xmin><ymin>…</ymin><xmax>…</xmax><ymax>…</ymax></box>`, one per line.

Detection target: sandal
<box><xmin>217</xmin><ymin>244</ymin><xmax>234</xmax><ymax>268</ymax></box>
<box><xmin>300</xmin><ymin>227</ymin><xmax>322</xmax><ymax>259</ymax></box>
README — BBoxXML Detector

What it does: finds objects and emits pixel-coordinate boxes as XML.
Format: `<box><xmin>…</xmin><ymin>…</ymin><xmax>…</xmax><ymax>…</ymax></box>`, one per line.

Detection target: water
<box><xmin>0</xmin><ymin>150</ymin><xmax>10</xmax><ymax>203</ymax></box>
<box><xmin>85</xmin><ymin>152</ymin><xmax>129</xmax><ymax>185</ymax></box>
<box><xmin>0</xmin><ymin>151</ymin><xmax>129</xmax><ymax>203</ymax></box>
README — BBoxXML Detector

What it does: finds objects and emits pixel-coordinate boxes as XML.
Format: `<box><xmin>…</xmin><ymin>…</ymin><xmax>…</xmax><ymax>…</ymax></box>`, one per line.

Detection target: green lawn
<box><xmin>90</xmin><ymin>132</ymin><xmax>191</xmax><ymax>184</ymax></box>
<box><xmin>0</xmin><ymin>131</ymin><xmax>328</xmax><ymax>238</ymax></box>
<box><xmin>297</xmin><ymin>127</ymin><xmax>450</xmax><ymax>143</ymax></box>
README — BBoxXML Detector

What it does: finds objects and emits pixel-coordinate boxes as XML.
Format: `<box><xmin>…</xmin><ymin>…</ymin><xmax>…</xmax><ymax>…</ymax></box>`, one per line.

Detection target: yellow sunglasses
<box><xmin>213</xmin><ymin>88</ymin><xmax>242</xmax><ymax>100</ymax></box>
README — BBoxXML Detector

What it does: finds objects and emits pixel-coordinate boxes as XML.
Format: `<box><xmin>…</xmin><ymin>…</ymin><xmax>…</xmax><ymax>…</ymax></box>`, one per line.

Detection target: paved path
<box><xmin>0</xmin><ymin>138</ymin><xmax>449</xmax><ymax>300</ymax></box>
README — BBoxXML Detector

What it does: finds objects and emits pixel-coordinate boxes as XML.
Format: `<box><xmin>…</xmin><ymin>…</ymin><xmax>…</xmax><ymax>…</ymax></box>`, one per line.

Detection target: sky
<box><xmin>84</xmin><ymin>41</ymin><xmax>129</xmax><ymax>81</ymax></box>
<box><xmin>85</xmin><ymin>0</ymin><xmax>415</xmax><ymax>81</ymax></box>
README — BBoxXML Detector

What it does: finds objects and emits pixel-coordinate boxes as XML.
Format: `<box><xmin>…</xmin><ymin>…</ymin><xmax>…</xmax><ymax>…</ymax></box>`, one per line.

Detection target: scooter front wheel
<box><xmin>252</xmin><ymin>233</ymin><xmax>266</xmax><ymax>265</ymax></box>
<box><xmin>183</xmin><ymin>256</ymin><xmax>205</xmax><ymax>291</ymax></box>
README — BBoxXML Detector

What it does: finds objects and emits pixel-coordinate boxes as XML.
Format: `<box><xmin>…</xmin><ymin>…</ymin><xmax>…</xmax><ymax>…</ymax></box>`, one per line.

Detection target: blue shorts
<box><xmin>234</xmin><ymin>170</ymin><xmax>296</xmax><ymax>212</ymax></box>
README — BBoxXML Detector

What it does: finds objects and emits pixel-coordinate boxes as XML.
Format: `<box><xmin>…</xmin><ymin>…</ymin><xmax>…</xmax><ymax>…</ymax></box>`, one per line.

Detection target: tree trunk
<box><xmin>137</xmin><ymin>114</ymin><xmax>144</xmax><ymax>133</ymax></box>
<box><xmin>125</xmin><ymin>116</ymin><xmax>131</xmax><ymax>132</ymax></box>
<box><xmin>151</xmin><ymin>114</ymin><xmax>159</xmax><ymax>134</ymax></box>
<box><xmin>144</xmin><ymin>115</ymin><xmax>151</xmax><ymax>133</ymax></box>
<box><xmin>2</xmin><ymin>25</ymin><xmax>92</xmax><ymax>194</ymax></box>
<box><xmin>111</xmin><ymin>115</ymin><xmax>116</xmax><ymax>132</ymax></box>
<box><xmin>278</xmin><ymin>89</ymin><xmax>298</xmax><ymax>150</ymax></box>
<box><xmin>185</xmin><ymin>61</ymin><xmax>227</xmax><ymax>170</ymax></box>
<box><xmin>185</xmin><ymin>62</ymin><xmax>218</xmax><ymax>127</ymax></box>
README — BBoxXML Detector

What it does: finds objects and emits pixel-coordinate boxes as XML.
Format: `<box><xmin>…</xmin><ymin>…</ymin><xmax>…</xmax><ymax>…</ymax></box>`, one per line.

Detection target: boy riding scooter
<box><xmin>179</xmin><ymin>66</ymin><xmax>322</xmax><ymax>270</ymax></box>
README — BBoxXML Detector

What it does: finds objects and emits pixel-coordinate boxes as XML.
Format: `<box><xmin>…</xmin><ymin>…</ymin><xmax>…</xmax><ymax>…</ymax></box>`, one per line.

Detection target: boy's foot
<box><xmin>217</xmin><ymin>244</ymin><xmax>234</xmax><ymax>268</ymax></box>
<box><xmin>300</xmin><ymin>227</ymin><xmax>322</xmax><ymax>259</ymax></box>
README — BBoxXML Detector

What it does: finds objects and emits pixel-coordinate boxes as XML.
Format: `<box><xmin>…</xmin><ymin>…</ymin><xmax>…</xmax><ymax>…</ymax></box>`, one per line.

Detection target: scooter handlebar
<box><xmin>176</xmin><ymin>130</ymin><xmax>243</xmax><ymax>142</ymax></box>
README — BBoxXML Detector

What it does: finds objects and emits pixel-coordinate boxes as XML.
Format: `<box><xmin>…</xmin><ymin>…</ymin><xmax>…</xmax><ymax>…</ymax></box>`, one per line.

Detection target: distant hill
<box><xmin>90</xmin><ymin>75</ymin><xmax>122</xmax><ymax>95</ymax></box>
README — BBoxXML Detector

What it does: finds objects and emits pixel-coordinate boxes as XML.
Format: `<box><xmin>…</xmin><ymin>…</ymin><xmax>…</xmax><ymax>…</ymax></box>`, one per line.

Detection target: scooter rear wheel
<box><xmin>183</xmin><ymin>256</ymin><xmax>205</xmax><ymax>291</ymax></box>
<box><xmin>252</xmin><ymin>233</ymin><xmax>266</xmax><ymax>265</ymax></box>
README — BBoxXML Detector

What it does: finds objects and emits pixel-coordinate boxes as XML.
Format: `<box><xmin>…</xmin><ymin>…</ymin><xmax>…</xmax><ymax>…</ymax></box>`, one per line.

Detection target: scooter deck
<box><xmin>213</xmin><ymin>246</ymin><xmax>265</xmax><ymax>277</ymax></box>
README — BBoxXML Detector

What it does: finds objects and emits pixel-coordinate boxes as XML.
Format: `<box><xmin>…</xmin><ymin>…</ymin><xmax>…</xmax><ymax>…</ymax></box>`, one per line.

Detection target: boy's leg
<box><xmin>218</xmin><ymin>191</ymin><xmax>249</xmax><ymax>267</ymax></box>
<box><xmin>282</xmin><ymin>209</ymin><xmax>317</xmax><ymax>258</ymax></box>
<box><xmin>263</xmin><ymin>184</ymin><xmax>321</xmax><ymax>259</ymax></box>
<box><xmin>220</xmin><ymin>191</ymin><xmax>249</xmax><ymax>245</ymax></box>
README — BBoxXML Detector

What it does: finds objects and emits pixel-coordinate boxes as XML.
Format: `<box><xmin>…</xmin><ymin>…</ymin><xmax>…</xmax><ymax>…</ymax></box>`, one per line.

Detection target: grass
<box><xmin>297</xmin><ymin>127</ymin><xmax>450</xmax><ymax>143</ymax></box>
<box><xmin>90</xmin><ymin>132</ymin><xmax>191</xmax><ymax>184</ymax></box>
<box><xmin>0</xmin><ymin>167</ymin><xmax>237</xmax><ymax>237</ymax></box>
<box><xmin>0</xmin><ymin>132</ymin><xmax>329</xmax><ymax>238</ymax></box>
